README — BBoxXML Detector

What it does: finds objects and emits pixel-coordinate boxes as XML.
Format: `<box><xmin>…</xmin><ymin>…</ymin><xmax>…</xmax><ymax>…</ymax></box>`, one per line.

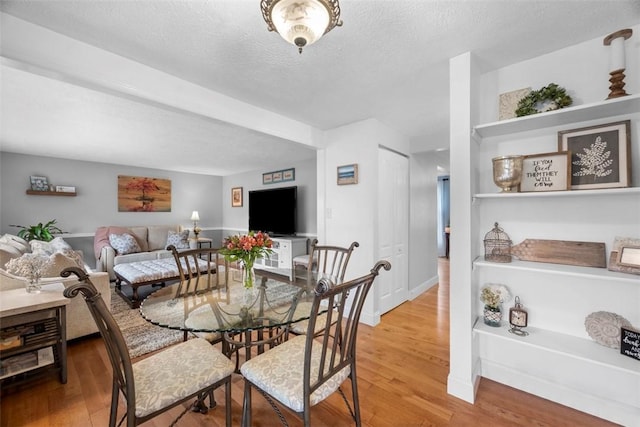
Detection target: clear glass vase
<box><xmin>26</xmin><ymin>278</ymin><xmax>42</xmax><ymax>294</ymax></box>
<box><xmin>242</xmin><ymin>260</ymin><xmax>255</xmax><ymax>289</ymax></box>
<box><xmin>483</xmin><ymin>304</ymin><xmax>502</xmax><ymax>327</ymax></box>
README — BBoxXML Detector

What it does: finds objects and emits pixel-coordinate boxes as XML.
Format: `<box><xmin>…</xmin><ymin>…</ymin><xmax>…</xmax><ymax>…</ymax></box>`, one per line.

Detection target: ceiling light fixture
<box><xmin>260</xmin><ymin>0</ymin><xmax>343</xmax><ymax>54</ymax></box>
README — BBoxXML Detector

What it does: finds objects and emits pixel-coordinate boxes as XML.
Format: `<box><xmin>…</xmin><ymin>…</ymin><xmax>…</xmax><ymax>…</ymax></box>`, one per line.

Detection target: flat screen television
<box><xmin>248</xmin><ymin>186</ymin><xmax>297</xmax><ymax>236</ymax></box>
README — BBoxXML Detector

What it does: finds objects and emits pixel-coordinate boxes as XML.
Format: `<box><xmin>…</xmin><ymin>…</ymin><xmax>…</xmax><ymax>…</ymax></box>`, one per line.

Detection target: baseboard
<box><xmin>446</xmin><ymin>372</ymin><xmax>480</xmax><ymax>404</ymax></box>
<box><xmin>409</xmin><ymin>274</ymin><xmax>438</xmax><ymax>300</ymax></box>
<box><xmin>481</xmin><ymin>360</ymin><xmax>640</xmax><ymax>426</ymax></box>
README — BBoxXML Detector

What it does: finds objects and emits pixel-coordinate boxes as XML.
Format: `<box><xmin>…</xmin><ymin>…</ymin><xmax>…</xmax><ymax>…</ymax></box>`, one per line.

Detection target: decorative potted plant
<box><xmin>480</xmin><ymin>283</ymin><xmax>511</xmax><ymax>327</ymax></box>
<box><xmin>11</xmin><ymin>219</ymin><xmax>64</xmax><ymax>242</ymax></box>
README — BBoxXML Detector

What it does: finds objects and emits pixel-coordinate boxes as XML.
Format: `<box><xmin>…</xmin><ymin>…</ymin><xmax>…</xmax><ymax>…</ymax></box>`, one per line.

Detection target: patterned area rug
<box><xmin>110</xmin><ymin>286</ymin><xmax>183</xmax><ymax>358</ymax></box>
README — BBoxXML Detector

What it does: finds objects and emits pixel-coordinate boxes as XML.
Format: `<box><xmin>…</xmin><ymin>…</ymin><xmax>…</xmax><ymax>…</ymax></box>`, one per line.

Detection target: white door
<box><xmin>378</xmin><ymin>148</ymin><xmax>409</xmax><ymax>314</ymax></box>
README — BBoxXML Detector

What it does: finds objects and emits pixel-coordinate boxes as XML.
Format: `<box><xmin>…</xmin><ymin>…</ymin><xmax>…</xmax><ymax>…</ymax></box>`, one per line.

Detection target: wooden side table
<box><xmin>196</xmin><ymin>237</ymin><xmax>213</xmax><ymax>249</ymax></box>
<box><xmin>0</xmin><ymin>284</ymin><xmax>69</xmax><ymax>388</ymax></box>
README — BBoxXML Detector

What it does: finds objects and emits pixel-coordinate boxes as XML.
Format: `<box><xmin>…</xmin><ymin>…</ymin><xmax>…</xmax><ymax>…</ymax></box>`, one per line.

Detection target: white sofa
<box><xmin>0</xmin><ymin>234</ymin><xmax>111</xmax><ymax>341</ymax></box>
<box><xmin>95</xmin><ymin>225</ymin><xmax>188</xmax><ymax>281</ymax></box>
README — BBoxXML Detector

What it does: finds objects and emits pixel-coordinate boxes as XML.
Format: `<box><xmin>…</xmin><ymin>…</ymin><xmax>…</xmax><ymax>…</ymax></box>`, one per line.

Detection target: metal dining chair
<box><xmin>61</xmin><ymin>267</ymin><xmax>235</xmax><ymax>427</ymax></box>
<box><xmin>240</xmin><ymin>260</ymin><xmax>391</xmax><ymax>427</ymax></box>
<box><xmin>288</xmin><ymin>239</ymin><xmax>359</xmax><ymax>336</ymax></box>
<box><xmin>167</xmin><ymin>245</ymin><xmax>229</xmax><ymax>344</ymax></box>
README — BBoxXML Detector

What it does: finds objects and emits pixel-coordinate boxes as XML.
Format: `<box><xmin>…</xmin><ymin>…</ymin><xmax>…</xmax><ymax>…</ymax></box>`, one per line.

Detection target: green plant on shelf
<box><xmin>10</xmin><ymin>219</ymin><xmax>64</xmax><ymax>242</ymax></box>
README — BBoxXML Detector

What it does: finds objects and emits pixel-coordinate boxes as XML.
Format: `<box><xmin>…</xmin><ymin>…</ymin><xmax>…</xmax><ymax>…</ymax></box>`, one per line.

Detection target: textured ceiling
<box><xmin>1</xmin><ymin>0</ymin><xmax>639</xmax><ymax>175</ymax></box>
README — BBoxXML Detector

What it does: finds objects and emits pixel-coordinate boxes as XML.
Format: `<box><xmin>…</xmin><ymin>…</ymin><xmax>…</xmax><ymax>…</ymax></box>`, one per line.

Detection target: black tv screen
<box><xmin>248</xmin><ymin>186</ymin><xmax>297</xmax><ymax>236</ymax></box>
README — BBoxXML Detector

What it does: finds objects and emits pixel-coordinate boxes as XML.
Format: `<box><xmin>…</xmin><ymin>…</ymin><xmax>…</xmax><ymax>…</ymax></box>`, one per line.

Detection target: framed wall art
<box><xmin>30</xmin><ymin>175</ymin><xmax>49</xmax><ymax>191</ymax></box>
<box><xmin>520</xmin><ymin>151</ymin><xmax>570</xmax><ymax>192</ymax></box>
<box><xmin>231</xmin><ymin>187</ymin><xmax>243</xmax><ymax>207</ymax></box>
<box><xmin>558</xmin><ymin>120</ymin><xmax>631</xmax><ymax>190</ymax></box>
<box><xmin>337</xmin><ymin>164</ymin><xmax>358</xmax><ymax>185</ymax></box>
<box><xmin>262</xmin><ymin>168</ymin><xmax>295</xmax><ymax>185</ymax></box>
<box><xmin>118</xmin><ymin>175</ymin><xmax>171</xmax><ymax>212</ymax></box>
<box><xmin>608</xmin><ymin>236</ymin><xmax>640</xmax><ymax>275</ymax></box>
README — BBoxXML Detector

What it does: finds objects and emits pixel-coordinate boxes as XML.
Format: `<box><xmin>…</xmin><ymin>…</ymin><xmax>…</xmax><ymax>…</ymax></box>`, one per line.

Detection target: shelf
<box><xmin>474</xmin><ymin>319</ymin><xmax>639</xmax><ymax>375</ymax></box>
<box><xmin>473</xmin><ymin>94</ymin><xmax>640</xmax><ymax>139</ymax></box>
<box><xmin>26</xmin><ymin>190</ymin><xmax>76</xmax><ymax>197</ymax></box>
<box><xmin>473</xmin><ymin>257</ymin><xmax>640</xmax><ymax>284</ymax></box>
<box><xmin>473</xmin><ymin>186</ymin><xmax>640</xmax><ymax>200</ymax></box>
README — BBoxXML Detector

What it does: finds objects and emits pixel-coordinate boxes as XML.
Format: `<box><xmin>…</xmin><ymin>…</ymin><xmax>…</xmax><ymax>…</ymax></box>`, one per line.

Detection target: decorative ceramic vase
<box><xmin>492</xmin><ymin>155</ymin><xmax>524</xmax><ymax>192</ymax></box>
<box><xmin>483</xmin><ymin>304</ymin><xmax>502</xmax><ymax>327</ymax></box>
<box><xmin>242</xmin><ymin>260</ymin><xmax>255</xmax><ymax>289</ymax></box>
<box><xmin>26</xmin><ymin>277</ymin><xmax>42</xmax><ymax>294</ymax></box>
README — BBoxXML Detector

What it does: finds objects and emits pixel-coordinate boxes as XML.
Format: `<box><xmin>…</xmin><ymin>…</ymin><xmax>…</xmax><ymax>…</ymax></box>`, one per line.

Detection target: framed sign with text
<box><xmin>520</xmin><ymin>151</ymin><xmax>570</xmax><ymax>192</ymax></box>
<box><xmin>621</xmin><ymin>327</ymin><xmax>640</xmax><ymax>361</ymax></box>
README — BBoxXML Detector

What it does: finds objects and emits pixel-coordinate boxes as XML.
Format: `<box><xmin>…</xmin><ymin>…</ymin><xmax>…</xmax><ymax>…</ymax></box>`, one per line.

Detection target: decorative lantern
<box><xmin>484</xmin><ymin>222</ymin><xmax>512</xmax><ymax>263</ymax></box>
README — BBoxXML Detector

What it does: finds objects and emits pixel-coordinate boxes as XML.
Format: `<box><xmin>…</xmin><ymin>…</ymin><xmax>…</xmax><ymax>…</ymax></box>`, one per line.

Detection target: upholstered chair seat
<box><xmin>133</xmin><ymin>338</ymin><xmax>234</xmax><ymax>418</ymax></box>
<box><xmin>241</xmin><ymin>335</ymin><xmax>350</xmax><ymax>412</ymax></box>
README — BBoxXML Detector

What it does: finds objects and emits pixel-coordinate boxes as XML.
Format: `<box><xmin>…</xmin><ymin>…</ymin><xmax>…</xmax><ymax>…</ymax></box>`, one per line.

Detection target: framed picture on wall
<box><xmin>558</xmin><ymin>120</ymin><xmax>631</xmax><ymax>190</ymax></box>
<box><xmin>30</xmin><ymin>175</ymin><xmax>49</xmax><ymax>191</ymax></box>
<box><xmin>337</xmin><ymin>164</ymin><xmax>358</xmax><ymax>185</ymax></box>
<box><xmin>231</xmin><ymin>187</ymin><xmax>243</xmax><ymax>207</ymax></box>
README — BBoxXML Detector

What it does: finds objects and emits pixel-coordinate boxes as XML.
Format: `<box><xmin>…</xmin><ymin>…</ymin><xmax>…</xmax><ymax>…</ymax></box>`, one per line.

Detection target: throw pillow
<box><xmin>0</xmin><ymin>236</ymin><xmax>30</xmax><ymax>254</ymax></box>
<box><xmin>49</xmin><ymin>237</ymin><xmax>73</xmax><ymax>253</ymax></box>
<box><xmin>108</xmin><ymin>233</ymin><xmax>141</xmax><ymax>255</ymax></box>
<box><xmin>30</xmin><ymin>240</ymin><xmax>53</xmax><ymax>256</ymax></box>
<box><xmin>0</xmin><ymin>243</ymin><xmax>22</xmax><ymax>268</ymax></box>
<box><xmin>42</xmin><ymin>252</ymin><xmax>85</xmax><ymax>278</ymax></box>
<box><xmin>166</xmin><ymin>230</ymin><xmax>190</xmax><ymax>249</ymax></box>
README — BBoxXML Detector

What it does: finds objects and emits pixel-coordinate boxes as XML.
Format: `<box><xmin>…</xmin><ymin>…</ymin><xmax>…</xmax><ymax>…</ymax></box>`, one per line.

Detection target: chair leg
<box><xmin>242</xmin><ymin>379</ymin><xmax>252</xmax><ymax>427</ymax></box>
<box><xmin>225</xmin><ymin>378</ymin><xmax>232</xmax><ymax>427</ymax></box>
<box><xmin>350</xmin><ymin>374</ymin><xmax>362</xmax><ymax>427</ymax></box>
<box><xmin>109</xmin><ymin>380</ymin><xmax>119</xmax><ymax>427</ymax></box>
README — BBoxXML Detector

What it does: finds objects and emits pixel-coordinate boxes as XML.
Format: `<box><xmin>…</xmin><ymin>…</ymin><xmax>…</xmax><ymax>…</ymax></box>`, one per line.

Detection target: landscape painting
<box><xmin>118</xmin><ymin>175</ymin><xmax>171</xmax><ymax>212</ymax></box>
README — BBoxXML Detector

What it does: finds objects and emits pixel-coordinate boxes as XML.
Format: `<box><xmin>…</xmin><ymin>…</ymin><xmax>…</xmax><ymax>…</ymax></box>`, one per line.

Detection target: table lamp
<box><xmin>190</xmin><ymin>211</ymin><xmax>200</xmax><ymax>239</ymax></box>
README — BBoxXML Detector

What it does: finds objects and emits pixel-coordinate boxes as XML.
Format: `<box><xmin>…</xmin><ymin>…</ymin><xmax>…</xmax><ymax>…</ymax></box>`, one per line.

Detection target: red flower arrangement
<box><xmin>220</xmin><ymin>231</ymin><xmax>273</xmax><ymax>288</ymax></box>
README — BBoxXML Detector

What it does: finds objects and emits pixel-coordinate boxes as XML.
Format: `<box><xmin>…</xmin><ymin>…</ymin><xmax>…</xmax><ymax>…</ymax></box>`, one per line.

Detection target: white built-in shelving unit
<box><xmin>468</xmin><ymin>94</ymin><xmax>640</xmax><ymax>425</ymax></box>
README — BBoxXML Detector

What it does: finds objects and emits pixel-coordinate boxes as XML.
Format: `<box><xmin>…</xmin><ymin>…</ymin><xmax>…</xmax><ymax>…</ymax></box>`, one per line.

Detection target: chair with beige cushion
<box><xmin>61</xmin><ymin>267</ymin><xmax>234</xmax><ymax>427</ymax></box>
<box><xmin>240</xmin><ymin>261</ymin><xmax>391</xmax><ymax>427</ymax></box>
<box><xmin>289</xmin><ymin>239</ymin><xmax>359</xmax><ymax>336</ymax></box>
<box><xmin>168</xmin><ymin>244</ymin><xmax>229</xmax><ymax>345</ymax></box>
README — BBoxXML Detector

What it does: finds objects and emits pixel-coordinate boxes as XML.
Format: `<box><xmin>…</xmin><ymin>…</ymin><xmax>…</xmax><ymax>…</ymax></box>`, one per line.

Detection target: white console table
<box><xmin>255</xmin><ymin>236</ymin><xmax>307</xmax><ymax>279</ymax></box>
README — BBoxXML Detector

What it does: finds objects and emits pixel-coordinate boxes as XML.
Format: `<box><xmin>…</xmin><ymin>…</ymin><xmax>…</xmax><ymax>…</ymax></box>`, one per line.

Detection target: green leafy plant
<box><xmin>11</xmin><ymin>219</ymin><xmax>63</xmax><ymax>242</ymax></box>
<box><xmin>515</xmin><ymin>83</ymin><xmax>573</xmax><ymax>117</ymax></box>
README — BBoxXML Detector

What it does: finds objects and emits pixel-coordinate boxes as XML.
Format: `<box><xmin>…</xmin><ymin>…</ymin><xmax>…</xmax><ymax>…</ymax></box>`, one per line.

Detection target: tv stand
<box><xmin>256</xmin><ymin>236</ymin><xmax>307</xmax><ymax>278</ymax></box>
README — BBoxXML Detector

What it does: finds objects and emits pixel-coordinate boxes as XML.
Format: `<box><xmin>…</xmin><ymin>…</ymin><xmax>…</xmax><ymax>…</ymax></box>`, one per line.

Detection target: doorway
<box><xmin>437</xmin><ymin>175</ymin><xmax>450</xmax><ymax>257</ymax></box>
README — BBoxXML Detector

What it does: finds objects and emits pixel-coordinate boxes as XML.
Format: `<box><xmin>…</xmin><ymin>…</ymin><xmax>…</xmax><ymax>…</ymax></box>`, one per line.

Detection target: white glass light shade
<box><xmin>271</xmin><ymin>0</ymin><xmax>331</xmax><ymax>50</ymax></box>
<box><xmin>190</xmin><ymin>211</ymin><xmax>200</xmax><ymax>222</ymax></box>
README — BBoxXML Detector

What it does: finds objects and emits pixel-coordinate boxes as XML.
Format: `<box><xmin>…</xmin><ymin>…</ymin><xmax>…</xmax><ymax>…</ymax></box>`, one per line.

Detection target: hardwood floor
<box><xmin>1</xmin><ymin>258</ymin><xmax>616</xmax><ymax>426</ymax></box>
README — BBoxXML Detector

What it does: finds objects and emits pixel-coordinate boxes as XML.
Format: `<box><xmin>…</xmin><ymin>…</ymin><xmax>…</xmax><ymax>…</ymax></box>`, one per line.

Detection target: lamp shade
<box><xmin>261</xmin><ymin>0</ymin><xmax>342</xmax><ymax>53</ymax></box>
<box><xmin>271</xmin><ymin>0</ymin><xmax>330</xmax><ymax>50</ymax></box>
<box><xmin>190</xmin><ymin>211</ymin><xmax>200</xmax><ymax>222</ymax></box>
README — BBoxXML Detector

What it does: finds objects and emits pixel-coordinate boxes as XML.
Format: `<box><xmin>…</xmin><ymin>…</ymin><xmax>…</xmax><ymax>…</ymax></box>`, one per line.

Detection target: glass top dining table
<box><xmin>139</xmin><ymin>268</ymin><xmax>337</xmax><ymax>360</ymax></box>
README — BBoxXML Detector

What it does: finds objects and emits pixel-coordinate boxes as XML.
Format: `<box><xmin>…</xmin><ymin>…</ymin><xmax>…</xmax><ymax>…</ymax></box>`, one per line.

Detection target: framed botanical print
<box><xmin>558</xmin><ymin>120</ymin><xmax>631</xmax><ymax>190</ymax></box>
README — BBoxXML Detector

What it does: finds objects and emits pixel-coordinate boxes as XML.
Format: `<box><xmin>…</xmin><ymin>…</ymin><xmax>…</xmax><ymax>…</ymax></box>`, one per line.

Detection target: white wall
<box><xmin>409</xmin><ymin>151</ymin><xmax>439</xmax><ymax>297</ymax></box>
<box><xmin>319</xmin><ymin>118</ymin><xmax>410</xmax><ymax>325</ymax></box>
<box><xmin>0</xmin><ymin>151</ymin><xmax>222</xmax><ymax>266</ymax></box>
<box><xmin>221</xmin><ymin>157</ymin><xmax>317</xmax><ymax>236</ymax></box>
